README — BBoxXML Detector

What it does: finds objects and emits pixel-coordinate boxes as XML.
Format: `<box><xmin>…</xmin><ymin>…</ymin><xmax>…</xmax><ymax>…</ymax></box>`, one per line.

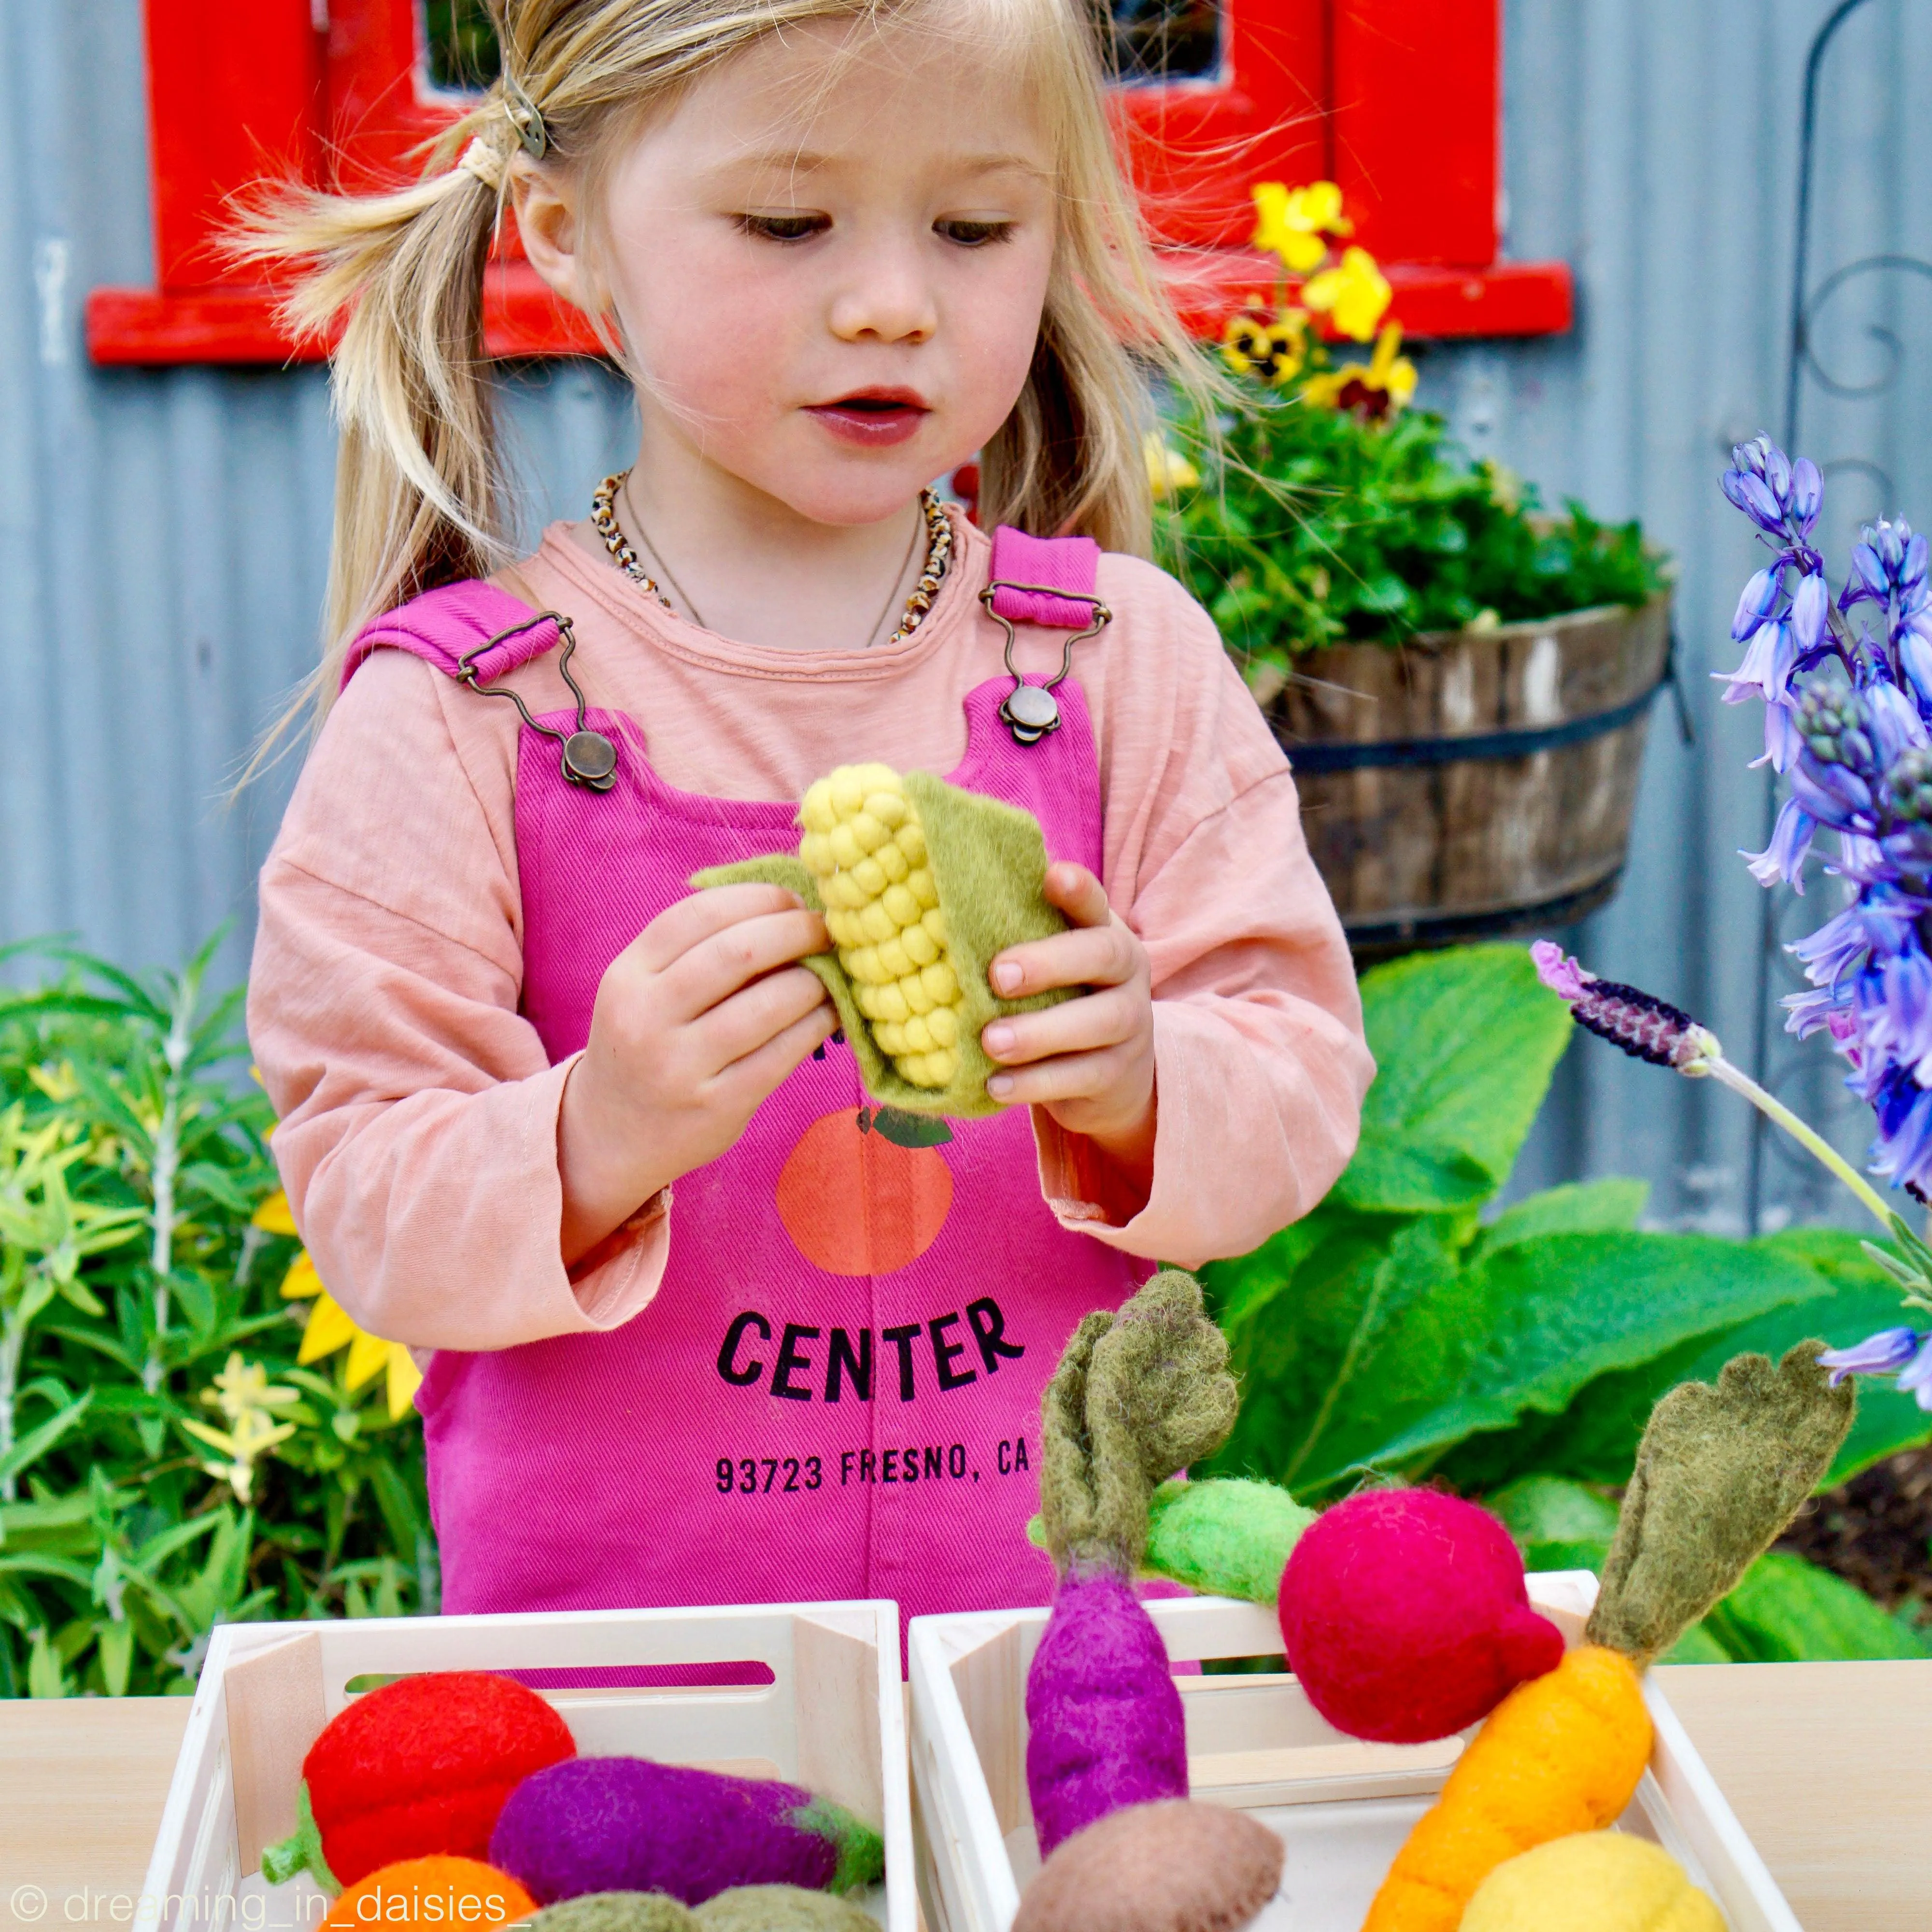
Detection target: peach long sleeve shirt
<box><xmin>248</xmin><ymin>513</ymin><xmax>1374</xmax><ymax>1352</ymax></box>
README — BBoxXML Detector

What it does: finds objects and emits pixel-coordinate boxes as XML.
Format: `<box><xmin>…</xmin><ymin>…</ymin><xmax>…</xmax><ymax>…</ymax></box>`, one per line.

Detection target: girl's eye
<box><xmin>737</xmin><ymin>213</ymin><xmax>830</xmax><ymax>243</ymax></box>
<box><xmin>936</xmin><ymin>219</ymin><xmax>1017</xmax><ymax>248</ymax></box>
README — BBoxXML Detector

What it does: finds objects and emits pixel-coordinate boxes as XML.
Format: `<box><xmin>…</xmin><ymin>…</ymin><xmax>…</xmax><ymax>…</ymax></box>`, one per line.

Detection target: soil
<box><xmin>1777</xmin><ymin>1445</ymin><xmax>1932</xmax><ymax>1629</ymax></box>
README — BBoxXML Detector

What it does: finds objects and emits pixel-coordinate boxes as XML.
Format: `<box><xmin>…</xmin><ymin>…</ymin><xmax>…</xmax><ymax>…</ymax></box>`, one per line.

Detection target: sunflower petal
<box><xmin>344</xmin><ymin>1328</ymin><xmax>392</xmax><ymax>1391</ymax></box>
<box><xmin>385</xmin><ymin>1347</ymin><xmax>425</xmax><ymax>1422</ymax></box>
<box><xmin>254</xmin><ymin>1190</ymin><xmax>299</xmax><ymax>1237</ymax></box>
<box><xmin>280</xmin><ymin>1250</ymin><xmax>324</xmax><ymax>1301</ymax></box>
<box><xmin>298</xmin><ymin>1292</ymin><xmax>358</xmax><ymax>1364</ymax></box>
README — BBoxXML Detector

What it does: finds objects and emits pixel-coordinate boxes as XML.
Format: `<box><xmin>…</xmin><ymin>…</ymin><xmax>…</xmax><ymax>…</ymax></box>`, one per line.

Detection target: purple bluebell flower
<box><xmin>1732</xmin><ymin>567</ymin><xmax>1782</xmax><ymax>642</ymax></box>
<box><xmin>1741</xmin><ymin>796</ymin><xmax>1816</xmax><ymax>891</ymax></box>
<box><xmin>1723</xmin><ymin>466</ymin><xmax>1787</xmax><ymax>534</ymax></box>
<box><xmin>1716</xmin><ymin>620</ymin><xmax>1795</xmax><ymax>704</ymax></box>
<box><xmin>1818</xmin><ymin>1327</ymin><xmax>1923</xmax><ymax>1384</ymax></box>
<box><xmin>1790</xmin><ymin>457</ymin><xmax>1823</xmax><ymax>532</ymax></box>
<box><xmin>1531</xmin><ymin>943</ymin><xmax>1719</xmax><ymax>1070</ymax></box>
<box><xmin>1898</xmin><ymin>622</ymin><xmax>1932</xmax><ymax>709</ymax></box>
<box><xmin>1757</xmin><ymin>699</ymin><xmax>1801</xmax><ymax>773</ymax></box>
<box><xmin>1791</xmin><ymin>571</ymin><xmax>1830</xmax><ymax>653</ymax></box>
<box><xmin>1899</xmin><ymin>1333</ymin><xmax>1932</xmax><ymax>1409</ymax></box>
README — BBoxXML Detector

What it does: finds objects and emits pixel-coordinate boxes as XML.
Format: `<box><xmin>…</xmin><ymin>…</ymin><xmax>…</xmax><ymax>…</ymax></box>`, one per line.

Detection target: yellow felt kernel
<box><xmin>1363</xmin><ymin>1646</ymin><xmax>1652</xmax><ymax>1932</ymax></box>
<box><xmin>1461</xmin><ymin>1833</ymin><xmax>1724</xmax><ymax>1932</ymax></box>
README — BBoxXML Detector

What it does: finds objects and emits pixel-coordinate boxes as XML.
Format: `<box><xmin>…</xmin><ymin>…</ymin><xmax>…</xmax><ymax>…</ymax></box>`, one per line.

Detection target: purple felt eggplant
<box><xmin>1024</xmin><ymin>1274</ymin><xmax>1237</xmax><ymax>1860</ymax></box>
<box><xmin>487</xmin><ymin>1757</ymin><xmax>883</xmax><ymax>1907</ymax></box>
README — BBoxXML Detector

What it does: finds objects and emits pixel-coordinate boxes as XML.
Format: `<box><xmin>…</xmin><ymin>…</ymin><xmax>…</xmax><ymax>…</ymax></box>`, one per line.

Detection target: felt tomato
<box><xmin>1277</xmin><ymin>1488</ymin><xmax>1564</xmax><ymax>1744</ymax></box>
<box><xmin>263</xmin><ymin>1671</ymin><xmax>577</xmax><ymax>1891</ymax></box>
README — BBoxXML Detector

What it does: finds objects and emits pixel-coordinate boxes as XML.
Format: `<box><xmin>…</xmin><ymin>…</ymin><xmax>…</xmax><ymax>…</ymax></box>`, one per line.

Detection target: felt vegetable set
<box><xmin>1013</xmin><ymin>1273</ymin><xmax>1856</xmax><ymax>1932</ymax></box>
<box><xmin>695</xmin><ymin>765</ymin><xmax>1072</xmax><ymax>1117</ymax></box>
<box><xmin>259</xmin><ymin>1669</ymin><xmax>885</xmax><ymax>1927</ymax></box>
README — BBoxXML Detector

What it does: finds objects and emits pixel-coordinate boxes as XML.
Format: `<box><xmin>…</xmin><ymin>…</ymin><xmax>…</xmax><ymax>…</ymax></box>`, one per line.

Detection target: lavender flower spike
<box><xmin>1529</xmin><ymin>942</ymin><xmax>1720</xmax><ymax>1071</ymax></box>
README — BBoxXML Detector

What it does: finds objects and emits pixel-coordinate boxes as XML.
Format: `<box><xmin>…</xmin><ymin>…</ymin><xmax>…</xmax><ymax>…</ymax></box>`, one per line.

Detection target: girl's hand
<box><xmin>558</xmin><ymin>884</ymin><xmax>836</xmax><ymax>1263</ymax></box>
<box><xmin>980</xmin><ymin>863</ymin><xmax>1157</xmax><ymax>1189</ymax></box>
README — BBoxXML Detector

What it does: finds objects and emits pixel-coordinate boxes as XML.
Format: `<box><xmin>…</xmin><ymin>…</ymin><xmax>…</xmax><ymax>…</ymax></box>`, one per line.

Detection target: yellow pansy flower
<box><xmin>1251</xmin><ymin>180</ymin><xmax>1351</xmax><ymax>275</ymax></box>
<box><xmin>1144</xmin><ymin>432</ymin><xmax>1200</xmax><ymax>500</ymax></box>
<box><xmin>275</xmin><ymin>1216</ymin><xmax>424</xmax><ymax>1422</ymax></box>
<box><xmin>1302</xmin><ymin>322</ymin><xmax>1419</xmax><ymax>420</ymax></box>
<box><xmin>1302</xmin><ymin>246</ymin><xmax>1393</xmax><ymax>342</ymax></box>
<box><xmin>1222</xmin><ymin>306</ymin><xmax>1308</xmax><ymax>386</ymax></box>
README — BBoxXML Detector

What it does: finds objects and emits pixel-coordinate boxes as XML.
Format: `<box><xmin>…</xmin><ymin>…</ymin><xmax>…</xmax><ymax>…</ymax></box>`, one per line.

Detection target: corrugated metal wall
<box><xmin>1</xmin><ymin>0</ymin><xmax>1928</xmax><ymax>1228</ymax></box>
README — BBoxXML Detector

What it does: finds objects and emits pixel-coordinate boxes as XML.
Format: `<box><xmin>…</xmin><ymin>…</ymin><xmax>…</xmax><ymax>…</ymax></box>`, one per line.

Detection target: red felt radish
<box><xmin>1024</xmin><ymin>1273</ymin><xmax>1239</xmax><ymax>1861</ymax></box>
<box><xmin>1277</xmin><ymin>1487</ymin><xmax>1563</xmax><ymax>1744</ymax></box>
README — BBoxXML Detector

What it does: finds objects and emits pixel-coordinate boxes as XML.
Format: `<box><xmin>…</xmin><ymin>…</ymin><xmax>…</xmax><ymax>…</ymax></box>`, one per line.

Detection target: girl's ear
<box><xmin>510</xmin><ymin>154</ymin><xmax>605</xmax><ymax>315</ymax></box>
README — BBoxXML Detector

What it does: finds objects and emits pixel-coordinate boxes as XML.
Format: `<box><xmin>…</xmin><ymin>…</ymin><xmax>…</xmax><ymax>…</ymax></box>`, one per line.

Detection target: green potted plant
<box><xmin>1156</xmin><ymin>183</ymin><xmax>1674</xmax><ymax>957</ymax></box>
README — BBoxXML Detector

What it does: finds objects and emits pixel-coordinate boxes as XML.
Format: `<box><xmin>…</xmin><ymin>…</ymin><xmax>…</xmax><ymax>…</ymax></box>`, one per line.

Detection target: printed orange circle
<box><xmin>775</xmin><ymin>1107</ymin><xmax>953</xmax><ymax>1276</ymax></box>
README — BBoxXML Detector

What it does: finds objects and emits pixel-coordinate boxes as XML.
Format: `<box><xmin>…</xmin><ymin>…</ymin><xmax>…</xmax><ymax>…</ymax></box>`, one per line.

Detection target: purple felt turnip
<box><xmin>1024</xmin><ymin>1274</ymin><xmax>1238</xmax><ymax>1860</ymax></box>
<box><xmin>486</xmin><ymin>1757</ymin><xmax>883</xmax><ymax>1906</ymax></box>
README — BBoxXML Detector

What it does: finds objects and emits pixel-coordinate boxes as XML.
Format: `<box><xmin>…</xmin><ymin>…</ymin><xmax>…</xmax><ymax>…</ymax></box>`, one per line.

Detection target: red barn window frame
<box><xmin>87</xmin><ymin>0</ymin><xmax>1571</xmax><ymax>365</ymax></box>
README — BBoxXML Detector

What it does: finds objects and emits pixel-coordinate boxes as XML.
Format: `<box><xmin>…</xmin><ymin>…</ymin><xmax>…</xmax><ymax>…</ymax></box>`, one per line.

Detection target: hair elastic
<box><xmin>458</xmin><ymin>140</ymin><xmax>507</xmax><ymax>192</ymax></box>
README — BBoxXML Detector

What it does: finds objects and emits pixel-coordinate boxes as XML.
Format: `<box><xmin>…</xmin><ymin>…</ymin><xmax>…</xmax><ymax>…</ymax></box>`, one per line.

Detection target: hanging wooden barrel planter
<box><xmin>1264</xmin><ymin>592</ymin><xmax>1676</xmax><ymax>960</ymax></box>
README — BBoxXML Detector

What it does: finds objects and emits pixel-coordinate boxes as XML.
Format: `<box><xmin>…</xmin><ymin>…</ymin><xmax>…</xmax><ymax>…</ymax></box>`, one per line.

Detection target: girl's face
<box><xmin>521</xmin><ymin>20</ymin><xmax>1058</xmax><ymax>528</ymax></box>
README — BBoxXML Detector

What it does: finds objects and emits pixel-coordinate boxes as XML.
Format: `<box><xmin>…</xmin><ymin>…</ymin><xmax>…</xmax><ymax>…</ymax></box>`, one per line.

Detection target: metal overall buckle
<box><xmin>456</xmin><ymin>611</ymin><xmax>618</xmax><ymax>792</ymax></box>
<box><xmin>978</xmin><ymin>581</ymin><xmax>1113</xmax><ymax>745</ymax></box>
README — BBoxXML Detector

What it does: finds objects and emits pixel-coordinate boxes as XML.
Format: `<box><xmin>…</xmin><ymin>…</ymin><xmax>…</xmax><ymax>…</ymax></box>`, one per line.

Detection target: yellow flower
<box><xmin>252</xmin><ymin>1188</ymin><xmax>299</xmax><ymax>1237</ymax></box>
<box><xmin>1251</xmin><ymin>180</ymin><xmax>1351</xmax><ymax>275</ymax></box>
<box><xmin>1222</xmin><ymin>306</ymin><xmax>1308</xmax><ymax>386</ymax></box>
<box><xmin>1303</xmin><ymin>246</ymin><xmax>1393</xmax><ymax>342</ymax></box>
<box><xmin>184</xmin><ymin>1352</ymin><xmax>299</xmax><ymax>1503</ymax></box>
<box><xmin>280</xmin><ymin>1247</ymin><xmax>422</xmax><ymax>1421</ymax></box>
<box><xmin>1144</xmin><ymin>433</ymin><xmax>1199</xmax><ymax>500</ymax></box>
<box><xmin>1301</xmin><ymin>322</ymin><xmax>1419</xmax><ymax>420</ymax></box>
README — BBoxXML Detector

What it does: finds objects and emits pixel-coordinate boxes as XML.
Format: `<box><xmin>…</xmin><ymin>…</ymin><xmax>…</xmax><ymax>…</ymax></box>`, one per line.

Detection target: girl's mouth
<box><xmin>805</xmin><ymin>390</ymin><xmax>931</xmax><ymax>448</ymax></box>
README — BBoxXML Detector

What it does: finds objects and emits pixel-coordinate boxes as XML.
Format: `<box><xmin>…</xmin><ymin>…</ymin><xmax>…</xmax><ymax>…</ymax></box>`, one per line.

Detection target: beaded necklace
<box><xmin>588</xmin><ymin>473</ymin><xmax>954</xmax><ymax>648</ymax></box>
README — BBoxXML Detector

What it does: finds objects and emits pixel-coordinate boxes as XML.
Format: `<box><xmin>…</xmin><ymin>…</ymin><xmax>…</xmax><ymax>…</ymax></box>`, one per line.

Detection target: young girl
<box><xmin>246</xmin><ymin>0</ymin><xmax>1372</xmax><ymax>1628</ymax></box>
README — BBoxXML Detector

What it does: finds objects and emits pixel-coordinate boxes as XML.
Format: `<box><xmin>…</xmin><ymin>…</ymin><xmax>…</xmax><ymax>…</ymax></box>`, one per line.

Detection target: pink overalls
<box><xmin>341</xmin><ymin>531</ymin><xmax>1150</xmax><ymax>1628</ymax></box>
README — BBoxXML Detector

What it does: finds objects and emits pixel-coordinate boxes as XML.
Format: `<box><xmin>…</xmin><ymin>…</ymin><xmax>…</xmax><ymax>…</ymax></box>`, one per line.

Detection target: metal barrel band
<box><xmin>1280</xmin><ymin>676</ymin><xmax>1666</xmax><ymax>775</ymax></box>
<box><xmin>456</xmin><ymin>610</ymin><xmax>618</xmax><ymax>793</ymax></box>
<box><xmin>978</xmin><ymin>581</ymin><xmax>1113</xmax><ymax>747</ymax></box>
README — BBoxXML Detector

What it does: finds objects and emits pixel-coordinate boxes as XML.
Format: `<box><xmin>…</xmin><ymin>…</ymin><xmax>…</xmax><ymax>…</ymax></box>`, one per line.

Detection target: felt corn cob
<box><xmin>798</xmin><ymin>765</ymin><xmax>964</xmax><ymax>1091</ymax></box>
<box><xmin>694</xmin><ymin>766</ymin><xmax>1073</xmax><ymax>1117</ymax></box>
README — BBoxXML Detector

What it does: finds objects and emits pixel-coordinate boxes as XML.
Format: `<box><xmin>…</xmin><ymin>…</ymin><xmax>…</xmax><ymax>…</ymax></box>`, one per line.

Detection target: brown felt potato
<box><xmin>1013</xmin><ymin>1800</ymin><xmax>1283</xmax><ymax>1932</ymax></box>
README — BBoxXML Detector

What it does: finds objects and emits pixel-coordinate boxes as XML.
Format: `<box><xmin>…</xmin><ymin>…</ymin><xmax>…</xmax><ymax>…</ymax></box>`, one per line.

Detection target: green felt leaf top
<box><xmin>694</xmin><ymin>773</ymin><xmax>1071</xmax><ymax>1119</ymax></box>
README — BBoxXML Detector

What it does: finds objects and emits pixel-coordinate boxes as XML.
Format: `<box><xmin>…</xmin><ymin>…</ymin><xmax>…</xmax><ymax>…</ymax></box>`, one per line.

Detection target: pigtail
<box><xmin>230</xmin><ymin>110</ymin><xmax>515</xmax><ymax>758</ymax></box>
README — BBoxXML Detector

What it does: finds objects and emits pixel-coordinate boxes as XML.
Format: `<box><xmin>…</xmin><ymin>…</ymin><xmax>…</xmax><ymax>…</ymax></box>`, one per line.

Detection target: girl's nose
<box><xmin>827</xmin><ymin>244</ymin><xmax>938</xmax><ymax>345</ymax></box>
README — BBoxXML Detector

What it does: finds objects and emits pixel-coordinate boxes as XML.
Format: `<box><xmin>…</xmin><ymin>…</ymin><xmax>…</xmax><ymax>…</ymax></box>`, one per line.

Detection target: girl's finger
<box><xmin>632</xmin><ymin>883</ymin><xmax>815</xmax><ymax>975</ymax></box>
<box><xmin>989</xmin><ymin>919</ymin><xmax>1139</xmax><ymax>997</ymax></box>
<box><xmin>981</xmin><ymin>987</ymin><xmax>1139</xmax><ymax>1066</ymax></box>
<box><xmin>1041</xmin><ymin>862</ymin><xmax>1112</xmax><ymax>927</ymax></box>
<box><xmin>985</xmin><ymin>1045</ymin><xmax>1131</xmax><ymax>1109</ymax></box>
<box><xmin>660</xmin><ymin>907</ymin><xmax>831</xmax><ymax>1020</ymax></box>
<box><xmin>691</xmin><ymin>963</ymin><xmax>833</xmax><ymax>1068</ymax></box>
<box><xmin>710</xmin><ymin>998</ymin><xmax>840</xmax><ymax>1111</ymax></box>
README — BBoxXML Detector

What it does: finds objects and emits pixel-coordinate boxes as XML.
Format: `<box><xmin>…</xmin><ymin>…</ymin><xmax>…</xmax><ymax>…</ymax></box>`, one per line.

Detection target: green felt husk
<box><xmin>528</xmin><ymin>1895</ymin><xmax>697</xmax><ymax>1932</ymax></box>
<box><xmin>693</xmin><ymin>772</ymin><xmax>1073</xmax><ymax>1119</ymax></box>
<box><xmin>1038</xmin><ymin>1272</ymin><xmax>1239</xmax><ymax>1574</ymax></box>
<box><xmin>694</xmin><ymin>1888</ymin><xmax>877</xmax><ymax>1932</ymax></box>
<box><xmin>1585</xmin><ymin>1339</ymin><xmax>1856</xmax><ymax>1664</ymax></box>
<box><xmin>259</xmin><ymin>1779</ymin><xmax>338</xmax><ymax>1894</ymax></box>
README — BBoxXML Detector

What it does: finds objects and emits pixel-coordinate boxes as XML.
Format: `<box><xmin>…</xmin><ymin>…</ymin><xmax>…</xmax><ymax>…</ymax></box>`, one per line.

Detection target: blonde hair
<box><xmin>237</xmin><ymin>0</ymin><xmax>1208</xmax><ymax>741</ymax></box>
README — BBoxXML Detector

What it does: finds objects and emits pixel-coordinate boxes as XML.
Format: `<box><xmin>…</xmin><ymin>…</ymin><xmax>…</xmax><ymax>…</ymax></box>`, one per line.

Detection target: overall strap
<box><xmin>982</xmin><ymin>527</ymin><xmax>1111</xmax><ymax>745</ymax></box>
<box><xmin>340</xmin><ymin>579</ymin><xmax>619</xmax><ymax>794</ymax></box>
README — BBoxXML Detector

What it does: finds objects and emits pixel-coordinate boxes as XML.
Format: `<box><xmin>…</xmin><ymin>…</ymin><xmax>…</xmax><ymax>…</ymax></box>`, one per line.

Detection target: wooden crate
<box><xmin>908</xmin><ymin>1573</ymin><xmax>1796</xmax><ymax>1932</ymax></box>
<box><xmin>141</xmin><ymin>1600</ymin><xmax>913</xmax><ymax>1932</ymax></box>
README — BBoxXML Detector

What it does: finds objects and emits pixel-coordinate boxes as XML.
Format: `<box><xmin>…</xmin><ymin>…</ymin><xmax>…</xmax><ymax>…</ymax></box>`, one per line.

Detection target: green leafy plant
<box><xmin>1200</xmin><ymin>943</ymin><xmax>1932</xmax><ymax>1662</ymax></box>
<box><xmin>1155</xmin><ymin>388</ymin><xmax>1670</xmax><ymax>670</ymax></box>
<box><xmin>0</xmin><ymin>939</ymin><xmax>432</xmax><ymax>1697</ymax></box>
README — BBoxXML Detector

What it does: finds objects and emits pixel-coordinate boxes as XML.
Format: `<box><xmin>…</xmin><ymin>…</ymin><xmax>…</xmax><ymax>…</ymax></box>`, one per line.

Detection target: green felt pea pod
<box><xmin>1585</xmin><ymin>1339</ymin><xmax>1856</xmax><ymax>1663</ymax></box>
<box><xmin>694</xmin><ymin>767</ymin><xmax>1073</xmax><ymax>1119</ymax></box>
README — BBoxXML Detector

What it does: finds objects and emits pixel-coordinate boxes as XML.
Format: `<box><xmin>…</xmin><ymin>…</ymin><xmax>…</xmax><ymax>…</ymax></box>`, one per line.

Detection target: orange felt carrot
<box><xmin>1360</xmin><ymin>1342</ymin><xmax>1855</xmax><ymax>1932</ymax></box>
<box><xmin>1363</xmin><ymin>1646</ymin><xmax>1650</xmax><ymax>1932</ymax></box>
